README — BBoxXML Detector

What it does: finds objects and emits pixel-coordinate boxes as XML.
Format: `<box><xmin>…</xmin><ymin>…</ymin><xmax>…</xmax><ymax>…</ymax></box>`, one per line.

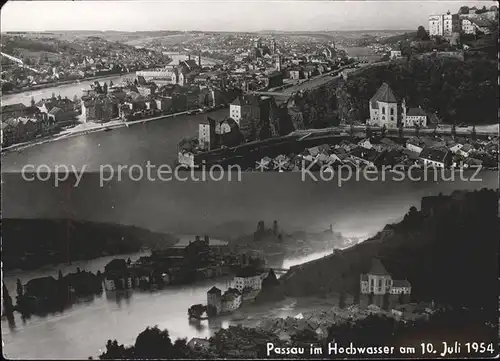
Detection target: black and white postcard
<box><xmin>1</xmin><ymin>1</ymin><xmax>498</xmax><ymax>359</ymax></box>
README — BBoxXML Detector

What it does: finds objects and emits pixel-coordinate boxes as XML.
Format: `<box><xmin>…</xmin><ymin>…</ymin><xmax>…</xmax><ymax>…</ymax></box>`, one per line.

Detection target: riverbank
<box><xmin>2</xmin><ymin>71</ymin><xmax>137</xmax><ymax>97</ymax></box>
<box><xmin>1</xmin><ymin>107</ymin><xmax>224</xmax><ymax>154</ymax></box>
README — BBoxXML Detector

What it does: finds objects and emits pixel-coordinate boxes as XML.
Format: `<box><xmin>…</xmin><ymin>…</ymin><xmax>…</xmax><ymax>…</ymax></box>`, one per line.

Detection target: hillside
<box><xmin>1</xmin><ymin>218</ymin><xmax>178</xmax><ymax>271</ymax></box>
<box><xmin>377</xmin><ymin>31</ymin><xmax>417</xmax><ymax>45</ymax></box>
<box><xmin>335</xmin><ymin>56</ymin><xmax>497</xmax><ymax>125</ymax></box>
<box><xmin>282</xmin><ymin>189</ymin><xmax>498</xmax><ymax>315</ymax></box>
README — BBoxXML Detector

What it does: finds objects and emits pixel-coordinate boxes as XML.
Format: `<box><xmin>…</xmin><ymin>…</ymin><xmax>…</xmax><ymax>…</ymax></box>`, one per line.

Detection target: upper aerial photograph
<box><xmin>0</xmin><ymin>0</ymin><xmax>498</xmax><ymax>173</ymax></box>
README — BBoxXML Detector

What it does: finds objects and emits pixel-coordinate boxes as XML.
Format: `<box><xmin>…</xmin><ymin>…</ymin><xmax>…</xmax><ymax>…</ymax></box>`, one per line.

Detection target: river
<box><xmin>1</xmin><ymin>249</ymin><xmax>332</xmax><ymax>359</ymax></box>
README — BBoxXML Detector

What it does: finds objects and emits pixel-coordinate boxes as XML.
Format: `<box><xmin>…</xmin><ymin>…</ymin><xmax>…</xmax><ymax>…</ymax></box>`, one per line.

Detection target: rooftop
<box><xmin>370</xmin><ymin>82</ymin><xmax>398</xmax><ymax>108</ymax></box>
<box><xmin>407</xmin><ymin>107</ymin><xmax>427</xmax><ymax>117</ymax></box>
<box><xmin>420</xmin><ymin>147</ymin><xmax>449</xmax><ymax>163</ymax></box>
<box><xmin>207</xmin><ymin>286</ymin><xmax>222</xmax><ymax>294</ymax></box>
<box><xmin>392</xmin><ymin>279</ymin><xmax>412</xmax><ymax>288</ymax></box>
<box><xmin>368</xmin><ymin>258</ymin><xmax>390</xmax><ymax>276</ymax></box>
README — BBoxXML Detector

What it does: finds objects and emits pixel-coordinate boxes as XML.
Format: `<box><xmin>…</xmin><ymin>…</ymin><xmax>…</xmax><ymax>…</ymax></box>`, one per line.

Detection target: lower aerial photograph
<box><xmin>1</xmin><ymin>0</ymin><xmax>499</xmax><ymax>359</ymax></box>
<box><xmin>1</xmin><ymin>172</ymin><xmax>498</xmax><ymax>359</ymax></box>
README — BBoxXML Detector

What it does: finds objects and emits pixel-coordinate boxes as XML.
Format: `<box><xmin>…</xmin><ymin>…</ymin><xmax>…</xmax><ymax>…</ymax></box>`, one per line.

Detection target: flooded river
<box><xmin>2</xmin><ymin>249</ymin><xmax>332</xmax><ymax>359</ymax></box>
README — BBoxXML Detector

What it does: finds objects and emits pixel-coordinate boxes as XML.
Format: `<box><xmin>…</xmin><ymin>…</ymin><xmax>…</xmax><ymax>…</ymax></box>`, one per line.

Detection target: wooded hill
<box><xmin>282</xmin><ymin>189</ymin><xmax>498</xmax><ymax>316</ymax></box>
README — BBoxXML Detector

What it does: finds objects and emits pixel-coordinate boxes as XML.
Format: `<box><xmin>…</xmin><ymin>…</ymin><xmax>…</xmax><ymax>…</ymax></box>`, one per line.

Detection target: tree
<box><xmin>16</xmin><ymin>278</ymin><xmax>23</xmax><ymax>298</ymax></box>
<box><xmin>400</xmin><ymin>40</ymin><xmax>413</xmax><ymax>60</ymax></box>
<box><xmin>188</xmin><ymin>304</ymin><xmax>206</xmax><ymax>319</ymax></box>
<box><xmin>408</xmin><ymin>206</ymin><xmax>418</xmax><ymax>217</ymax></box>
<box><xmin>134</xmin><ymin>326</ymin><xmax>173</xmax><ymax>359</ymax></box>
<box><xmin>475</xmin><ymin>6</ymin><xmax>488</xmax><ymax>14</ymax></box>
<box><xmin>459</xmin><ymin>6</ymin><xmax>469</xmax><ymax>14</ymax></box>
<box><xmin>100</xmin><ymin>339</ymin><xmax>131</xmax><ymax>359</ymax></box>
<box><xmin>3</xmin><ymin>282</ymin><xmax>14</xmax><ymax>315</ymax></box>
<box><xmin>416</xmin><ymin>26</ymin><xmax>430</xmax><ymax>41</ymax></box>
<box><xmin>93</xmin><ymin>81</ymin><xmax>103</xmax><ymax>94</ymax></box>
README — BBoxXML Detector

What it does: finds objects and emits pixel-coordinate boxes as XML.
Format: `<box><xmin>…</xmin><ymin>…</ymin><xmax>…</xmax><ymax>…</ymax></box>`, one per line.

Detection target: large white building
<box><xmin>360</xmin><ymin>259</ymin><xmax>411</xmax><ymax>296</ymax></box>
<box><xmin>368</xmin><ymin>83</ymin><xmax>430</xmax><ymax>129</ymax></box>
<box><xmin>429</xmin><ymin>11</ymin><xmax>459</xmax><ymax>36</ymax></box>
<box><xmin>429</xmin><ymin>14</ymin><xmax>444</xmax><ymax>36</ymax></box>
<box><xmin>136</xmin><ymin>67</ymin><xmax>186</xmax><ymax>86</ymax></box>
<box><xmin>404</xmin><ymin>106</ymin><xmax>428</xmax><ymax>127</ymax></box>
<box><xmin>232</xmin><ymin>268</ymin><xmax>263</xmax><ymax>292</ymax></box>
<box><xmin>368</xmin><ymin>82</ymin><xmax>400</xmax><ymax>128</ymax></box>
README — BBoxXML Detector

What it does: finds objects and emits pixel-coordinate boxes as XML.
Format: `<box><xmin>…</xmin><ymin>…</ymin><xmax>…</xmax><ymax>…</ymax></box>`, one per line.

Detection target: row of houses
<box><xmin>1</xmin><ymin>99</ymin><xmax>78</xmax><ymax>146</ymax></box>
<box><xmin>102</xmin><ymin>237</ymin><xmax>266</xmax><ymax>292</ymax></box>
<box><xmin>251</xmin><ymin>130</ymin><xmax>497</xmax><ymax>172</ymax></box>
<box><xmin>80</xmin><ymin>78</ymin><xmax>241</xmax><ymax>123</ymax></box>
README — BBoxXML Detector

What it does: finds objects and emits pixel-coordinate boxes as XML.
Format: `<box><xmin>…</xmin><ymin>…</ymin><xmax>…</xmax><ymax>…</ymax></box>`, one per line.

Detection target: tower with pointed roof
<box><xmin>368</xmin><ymin>83</ymin><xmax>399</xmax><ymax>128</ymax></box>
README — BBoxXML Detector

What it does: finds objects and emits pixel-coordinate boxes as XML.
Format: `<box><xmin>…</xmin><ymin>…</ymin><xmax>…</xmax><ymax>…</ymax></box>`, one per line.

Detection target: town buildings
<box><xmin>229</xmin><ymin>95</ymin><xmax>279</xmax><ymax>141</ymax></box>
<box><xmin>429</xmin><ymin>11</ymin><xmax>460</xmax><ymax>36</ymax></box>
<box><xmin>82</xmin><ymin>95</ymin><xmax>119</xmax><ymax>123</ymax></box>
<box><xmin>1</xmin><ymin>103</ymin><xmax>52</xmax><ymax>146</ymax></box>
<box><xmin>136</xmin><ymin>56</ymin><xmax>202</xmax><ymax>86</ymax></box>
<box><xmin>429</xmin><ymin>7</ymin><xmax>498</xmax><ymax>37</ymax></box>
<box><xmin>198</xmin><ymin>116</ymin><xmax>242</xmax><ymax>151</ymax></box>
<box><xmin>221</xmin><ymin>288</ymin><xmax>242</xmax><ymax>312</ymax></box>
<box><xmin>419</xmin><ymin>147</ymin><xmax>452</xmax><ymax>168</ymax></box>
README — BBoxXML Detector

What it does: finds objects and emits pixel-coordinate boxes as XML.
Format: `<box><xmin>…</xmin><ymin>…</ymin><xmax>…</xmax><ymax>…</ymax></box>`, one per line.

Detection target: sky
<box><xmin>1</xmin><ymin>0</ymin><xmax>495</xmax><ymax>32</ymax></box>
<box><xmin>3</xmin><ymin>172</ymin><xmax>498</xmax><ymax>239</ymax></box>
